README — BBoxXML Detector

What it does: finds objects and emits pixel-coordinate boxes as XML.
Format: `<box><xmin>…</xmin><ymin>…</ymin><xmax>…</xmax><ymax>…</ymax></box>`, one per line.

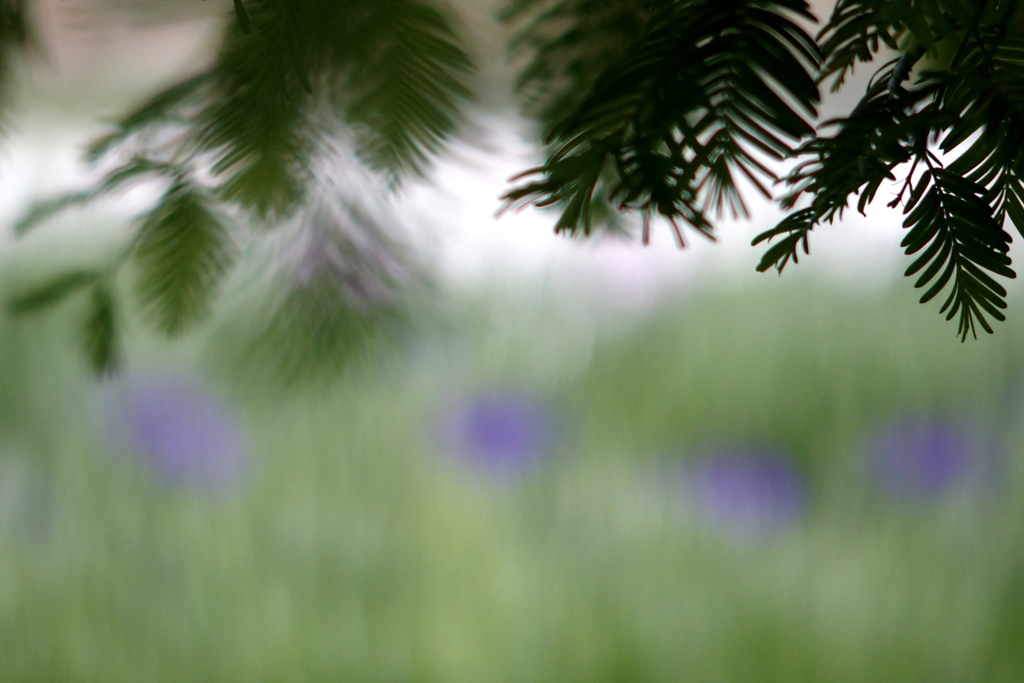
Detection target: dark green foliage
<box><xmin>813</xmin><ymin>0</ymin><xmax>951</xmax><ymax>91</ymax></box>
<box><xmin>233</xmin><ymin>0</ymin><xmax>253</xmax><ymax>35</ymax></box>
<box><xmin>504</xmin><ymin>0</ymin><xmax>1024</xmax><ymax>338</ymax></box>
<box><xmin>226</xmin><ymin>274</ymin><xmax>404</xmax><ymax>389</ymax></box>
<box><xmin>191</xmin><ymin>0</ymin><xmax>474</xmax><ymax>213</ymax></box>
<box><xmin>901</xmin><ymin>168</ymin><xmax>1012</xmax><ymax>340</ymax></box>
<box><xmin>85</xmin><ymin>74</ymin><xmax>212</xmax><ymax>163</ymax></box>
<box><xmin>6</xmin><ymin>0</ymin><xmax>472</xmax><ymax>377</ymax></box>
<box><xmin>133</xmin><ymin>182</ymin><xmax>235</xmax><ymax>335</ymax></box>
<box><xmin>11</xmin><ymin>191</ymin><xmax>100</xmax><ymax>238</ymax></box>
<box><xmin>14</xmin><ymin>157</ymin><xmax>180</xmax><ymax>238</ymax></box>
<box><xmin>502</xmin><ymin>0</ymin><xmax>821</xmax><ymax>242</ymax></box>
<box><xmin>755</xmin><ymin>5</ymin><xmax>1024</xmax><ymax>338</ymax></box>
<box><xmin>198</xmin><ymin>0</ymin><xmax>317</xmax><ymax>219</ymax></box>
<box><xmin>0</xmin><ymin>0</ymin><xmax>25</xmax><ymax>127</ymax></box>
<box><xmin>11</xmin><ymin>0</ymin><xmax>1024</xmax><ymax>379</ymax></box>
<box><xmin>339</xmin><ymin>0</ymin><xmax>475</xmax><ymax>181</ymax></box>
<box><xmin>82</xmin><ymin>284</ymin><xmax>121</xmax><ymax>376</ymax></box>
<box><xmin>751</xmin><ymin>69</ymin><xmax>930</xmax><ymax>273</ymax></box>
<box><xmin>218</xmin><ymin>193</ymin><xmax>418</xmax><ymax>388</ymax></box>
<box><xmin>503</xmin><ymin>0</ymin><xmax>653</xmax><ymax>126</ymax></box>
<box><xmin>8</xmin><ymin>271</ymin><xmax>100</xmax><ymax>315</ymax></box>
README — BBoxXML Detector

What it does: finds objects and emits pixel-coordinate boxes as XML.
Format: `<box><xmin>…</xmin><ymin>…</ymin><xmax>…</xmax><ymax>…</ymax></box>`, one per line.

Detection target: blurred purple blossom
<box><xmin>435</xmin><ymin>391</ymin><xmax>560</xmax><ymax>477</ymax></box>
<box><xmin>866</xmin><ymin>416</ymin><xmax>983</xmax><ymax>499</ymax></box>
<box><xmin>687</xmin><ymin>447</ymin><xmax>808</xmax><ymax>534</ymax></box>
<box><xmin>107</xmin><ymin>376</ymin><xmax>247</xmax><ymax>489</ymax></box>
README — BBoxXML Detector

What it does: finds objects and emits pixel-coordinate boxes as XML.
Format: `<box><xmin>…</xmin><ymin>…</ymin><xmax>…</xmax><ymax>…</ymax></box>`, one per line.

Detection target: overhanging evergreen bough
<box><xmin>5</xmin><ymin>0</ymin><xmax>1024</xmax><ymax>378</ymax></box>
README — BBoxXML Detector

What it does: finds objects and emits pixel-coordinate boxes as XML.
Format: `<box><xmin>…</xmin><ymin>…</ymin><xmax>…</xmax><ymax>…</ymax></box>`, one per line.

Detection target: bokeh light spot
<box><xmin>687</xmin><ymin>447</ymin><xmax>808</xmax><ymax>535</ymax></box>
<box><xmin>866</xmin><ymin>416</ymin><xmax>983</xmax><ymax>499</ymax></box>
<box><xmin>107</xmin><ymin>375</ymin><xmax>248</xmax><ymax>489</ymax></box>
<box><xmin>435</xmin><ymin>390</ymin><xmax>560</xmax><ymax>477</ymax></box>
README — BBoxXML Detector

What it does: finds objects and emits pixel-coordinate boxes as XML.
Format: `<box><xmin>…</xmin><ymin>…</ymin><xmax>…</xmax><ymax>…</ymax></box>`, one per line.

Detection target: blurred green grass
<box><xmin>2</xmin><ymin>280</ymin><xmax>1024</xmax><ymax>682</ymax></box>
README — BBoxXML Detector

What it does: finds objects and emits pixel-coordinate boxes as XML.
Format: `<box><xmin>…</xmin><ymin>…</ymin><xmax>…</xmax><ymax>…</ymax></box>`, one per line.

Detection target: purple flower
<box><xmin>435</xmin><ymin>391</ymin><xmax>560</xmax><ymax>477</ymax></box>
<box><xmin>687</xmin><ymin>447</ymin><xmax>808</xmax><ymax>534</ymax></box>
<box><xmin>866</xmin><ymin>416</ymin><xmax>982</xmax><ymax>499</ymax></box>
<box><xmin>106</xmin><ymin>375</ymin><xmax>247</xmax><ymax>489</ymax></box>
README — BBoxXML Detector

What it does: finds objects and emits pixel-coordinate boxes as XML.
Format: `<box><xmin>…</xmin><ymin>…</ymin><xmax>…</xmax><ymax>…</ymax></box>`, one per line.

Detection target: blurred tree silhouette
<box><xmin>6</xmin><ymin>0</ymin><xmax>1024</xmax><ymax>379</ymax></box>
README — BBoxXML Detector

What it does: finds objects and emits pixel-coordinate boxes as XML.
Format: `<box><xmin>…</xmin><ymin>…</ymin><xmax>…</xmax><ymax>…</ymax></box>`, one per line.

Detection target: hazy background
<box><xmin>3</xmin><ymin>2</ymin><xmax>1024</xmax><ymax>681</ymax></box>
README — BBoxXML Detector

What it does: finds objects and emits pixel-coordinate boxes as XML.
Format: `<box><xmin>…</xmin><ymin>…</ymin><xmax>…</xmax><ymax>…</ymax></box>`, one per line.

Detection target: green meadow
<box><xmin>2</xmin><ymin>277</ymin><xmax>1024</xmax><ymax>682</ymax></box>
